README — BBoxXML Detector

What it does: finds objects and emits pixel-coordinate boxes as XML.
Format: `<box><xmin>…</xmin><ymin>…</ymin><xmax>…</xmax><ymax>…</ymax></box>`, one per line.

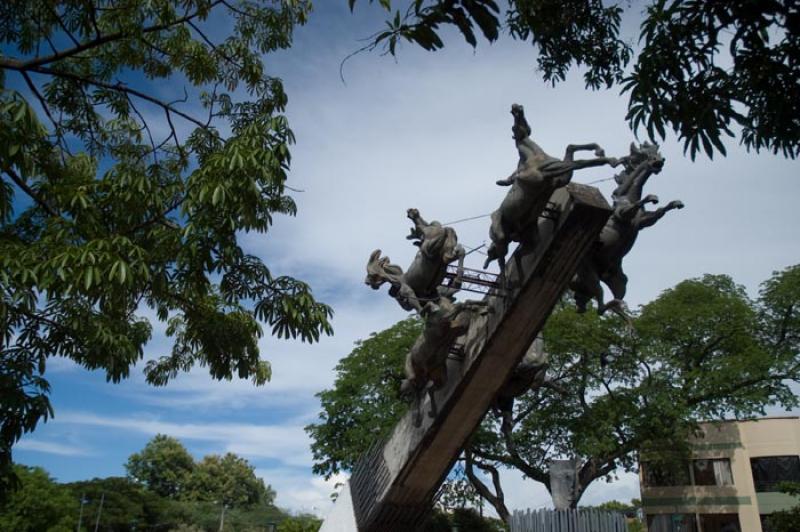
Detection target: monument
<box><xmin>320</xmin><ymin>104</ymin><xmax>683</xmax><ymax>531</ymax></box>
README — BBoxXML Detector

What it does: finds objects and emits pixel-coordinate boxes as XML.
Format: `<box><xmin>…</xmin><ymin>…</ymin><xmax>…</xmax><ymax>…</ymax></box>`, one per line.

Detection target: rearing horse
<box><xmin>484</xmin><ymin>104</ymin><xmax>620</xmax><ymax>271</ymax></box>
<box><xmin>571</xmin><ymin>143</ymin><xmax>684</xmax><ymax>314</ymax></box>
<box><xmin>400</xmin><ymin>297</ymin><xmax>487</xmax><ymax>427</ymax></box>
<box><xmin>366</xmin><ymin>208</ymin><xmax>465</xmax><ymax>313</ymax></box>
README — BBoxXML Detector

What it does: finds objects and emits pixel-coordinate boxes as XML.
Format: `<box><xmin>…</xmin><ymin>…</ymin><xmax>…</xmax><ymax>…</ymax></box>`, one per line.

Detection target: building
<box><xmin>639</xmin><ymin>417</ymin><xmax>800</xmax><ymax>532</ymax></box>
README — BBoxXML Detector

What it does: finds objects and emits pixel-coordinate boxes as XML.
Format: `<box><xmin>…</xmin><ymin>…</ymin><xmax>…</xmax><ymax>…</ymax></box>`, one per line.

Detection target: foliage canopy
<box><xmin>0</xmin><ymin>0</ymin><xmax>333</xmax><ymax>491</ymax></box>
<box><xmin>0</xmin><ymin>465</ymin><xmax>76</xmax><ymax>532</ymax></box>
<box><xmin>352</xmin><ymin>0</ymin><xmax>800</xmax><ymax>160</ymax></box>
<box><xmin>308</xmin><ymin>266</ymin><xmax>800</xmax><ymax>518</ymax></box>
<box><xmin>126</xmin><ymin>434</ymin><xmax>276</xmax><ymax>509</ymax></box>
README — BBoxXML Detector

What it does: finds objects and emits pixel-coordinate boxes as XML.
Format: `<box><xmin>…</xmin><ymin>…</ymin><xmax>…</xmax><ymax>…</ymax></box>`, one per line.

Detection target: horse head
<box><xmin>365</xmin><ymin>249</ymin><xmax>403</xmax><ymax>289</ymax></box>
<box><xmin>612</xmin><ymin>142</ymin><xmax>665</xmax><ymax>206</ymax></box>
<box><xmin>626</xmin><ymin>142</ymin><xmax>664</xmax><ymax>174</ymax></box>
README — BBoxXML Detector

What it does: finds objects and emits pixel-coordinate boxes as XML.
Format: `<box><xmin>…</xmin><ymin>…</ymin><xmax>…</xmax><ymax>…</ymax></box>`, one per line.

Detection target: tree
<box><xmin>764</xmin><ymin>482</ymin><xmax>800</xmax><ymax>532</ymax></box>
<box><xmin>184</xmin><ymin>452</ymin><xmax>275</xmax><ymax>508</ymax></box>
<box><xmin>125</xmin><ymin>434</ymin><xmax>195</xmax><ymax>498</ymax></box>
<box><xmin>307</xmin><ymin>317</ymin><xmax>420</xmax><ymax>479</ymax></box>
<box><xmin>66</xmin><ymin>476</ymin><xmax>180</xmax><ymax>531</ymax></box>
<box><xmin>350</xmin><ymin>0</ymin><xmax>800</xmax><ymax>160</ymax></box>
<box><xmin>127</xmin><ymin>434</ymin><xmax>276</xmax><ymax>511</ymax></box>
<box><xmin>0</xmin><ymin>465</ymin><xmax>77</xmax><ymax>532</ymax></box>
<box><xmin>277</xmin><ymin>514</ymin><xmax>323</xmax><ymax>532</ymax></box>
<box><xmin>307</xmin><ymin>266</ymin><xmax>800</xmax><ymax>521</ymax></box>
<box><xmin>0</xmin><ymin>0</ymin><xmax>333</xmax><ymax>490</ymax></box>
<box><xmin>464</xmin><ymin>267</ymin><xmax>800</xmax><ymax>515</ymax></box>
<box><xmin>172</xmin><ymin>499</ymin><xmax>286</xmax><ymax>531</ymax></box>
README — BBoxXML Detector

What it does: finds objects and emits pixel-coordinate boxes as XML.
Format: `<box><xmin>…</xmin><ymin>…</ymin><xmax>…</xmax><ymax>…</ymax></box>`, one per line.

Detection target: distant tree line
<box><xmin>0</xmin><ymin>434</ymin><xmax>321</xmax><ymax>531</ymax></box>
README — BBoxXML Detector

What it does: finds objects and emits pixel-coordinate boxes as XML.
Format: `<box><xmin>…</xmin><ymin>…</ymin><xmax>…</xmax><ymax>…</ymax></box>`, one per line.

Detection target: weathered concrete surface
<box><xmin>328</xmin><ymin>184</ymin><xmax>611</xmax><ymax>531</ymax></box>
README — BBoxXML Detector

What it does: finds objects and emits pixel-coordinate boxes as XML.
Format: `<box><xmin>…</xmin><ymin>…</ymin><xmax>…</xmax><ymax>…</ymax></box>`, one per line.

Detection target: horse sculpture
<box><xmin>484</xmin><ymin>104</ymin><xmax>620</xmax><ymax>271</ymax></box>
<box><xmin>365</xmin><ymin>208</ymin><xmax>465</xmax><ymax>313</ymax></box>
<box><xmin>571</xmin><ymin>143</ymin><xmax>684</xmax><ymax>314</ymax></box>
<box><xmin>401</xmin><ymin>298</ymin><xmax>487</xmax><ymax>427</ymax></box>
<box><xmin>493</xmin><ymin>336</ymin><xmax>549</xmax><ymax>431</ymax></box>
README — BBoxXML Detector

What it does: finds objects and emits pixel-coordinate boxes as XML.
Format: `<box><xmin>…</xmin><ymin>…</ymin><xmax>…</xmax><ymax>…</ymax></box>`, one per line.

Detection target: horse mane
<box><xmin>366</xmin><ymin>250</ymin><xmax>404</xmax><ymax>282</ymax></box>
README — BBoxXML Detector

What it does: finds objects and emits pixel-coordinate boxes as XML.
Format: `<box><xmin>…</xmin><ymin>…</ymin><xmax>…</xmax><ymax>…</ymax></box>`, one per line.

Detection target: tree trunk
<box><xmin>464</xmin><ymin>450</ymin><xmax>511</xmax><ymax>523</ymax></box>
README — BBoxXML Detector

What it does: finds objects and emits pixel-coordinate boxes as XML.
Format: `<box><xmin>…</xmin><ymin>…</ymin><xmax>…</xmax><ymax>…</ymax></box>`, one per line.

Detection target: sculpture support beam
<box><xmin>321</xmin><ymin>183</ymin><xmax>611</xmax><ymax>532</ymax></box>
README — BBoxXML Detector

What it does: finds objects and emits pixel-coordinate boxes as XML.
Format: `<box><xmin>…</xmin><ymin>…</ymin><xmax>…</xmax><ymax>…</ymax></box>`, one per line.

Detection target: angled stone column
<box><xmin>321</xmin><ymin>183</ymin><xmax>611</xmax><ymax>532</ymax></box>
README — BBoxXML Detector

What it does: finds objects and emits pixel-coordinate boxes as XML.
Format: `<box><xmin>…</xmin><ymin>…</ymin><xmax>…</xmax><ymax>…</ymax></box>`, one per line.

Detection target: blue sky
<box><xmin>10</xmin><ymin>1</ymin><xmax>800</xmax><ymax>517</ymax></box>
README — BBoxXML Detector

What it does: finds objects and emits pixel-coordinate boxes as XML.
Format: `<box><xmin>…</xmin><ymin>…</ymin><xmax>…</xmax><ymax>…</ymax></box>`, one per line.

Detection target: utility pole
<box><xmin>218</xmin><ymin>503</ymin><xmax>227</xmax><ymax>531</ymax></box>
<box><xmin>93</xmin><ymin>492</ymin><xmax>105</xmax><ymax>532</ymax></box>
<box><xmin>76</xmin><ymin>493</ymin><xmax>87</xmax><ymax>531</ymax></box>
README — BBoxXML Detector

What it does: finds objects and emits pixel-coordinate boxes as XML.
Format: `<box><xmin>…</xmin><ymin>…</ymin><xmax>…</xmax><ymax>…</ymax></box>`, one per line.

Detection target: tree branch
<box><xmin>464</xmin><ymin>449</ymin><xmax>510</xmax><ymax>523</ymax></box>
<box><xmin>494</xmin><ymin>420</ymin><xmax>551</xmax><ymax>487</ymax></box>
<box><xmin>687</xmin><ymin>369</ymin><xmax>800</xmax><ymax>406</ymax></box>
<box><xmin>7</xmin><ymin>64</ymin><xmax>208</xmax><ymax>130</ymax></box>
<box><xmin>3</xmin><ymin>167</ymin><xmax>58</xmax><ymax>218</ymax></box>
<box><xmin>0</xmin><ymin>1</ymin><xmax>224</xmax><ymax>71</ymax></box>
<box><xmin>20</xmin><ymin>71</ymin><xmax>67</xmax><ymax>154</ymax></box>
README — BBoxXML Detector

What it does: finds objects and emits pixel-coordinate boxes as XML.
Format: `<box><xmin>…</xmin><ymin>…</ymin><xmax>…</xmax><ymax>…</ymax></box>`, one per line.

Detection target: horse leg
<box><xmin>601</xmin><ymin>299</ymin><xmax>633</xmax><ymax>329</ymax></box>
<box><xmin>603</xmin><ymin>266</ymin><xmax>628</xmax><ymax>302</ymax></box>
<box><xmin>485</xmin><ymin>212</ymin><xmax>508</xmax><ymax>270</ymax></box>
<box><xmin>443</xmin><ymin>246</ymin><xmax>466</xmax><ymax>295</ymax></box>
<box><xmin>561</xmin><ymin>156</ymin><xmax>620</xmax><ymax>172</ymax></box>
<box><xmin>635</xmin><ymin>200</ymin><xmax>684</xmax><ymax>229</ymax></box>
<box><xmin>571</xmin><ymin>263</ymin><xmax>602</xmax><ymax>313</ymax></box>
<box><xmin>413</xmin><ymin>388</ymin><xmax>424</xmax><ymax>428</ymax></box>
<box><xmin>539</xmin><ymin>155</ymin><xmax>620</xmax><ymax>188</ymax></box>
<box><xmin>564</xmin><ymin>143</ymin><xmax>606</xmax><ymax>161</ymax></box>
<box><xmin>573</xmin><ymin>289</ymin><xmax>590</xmax><ymax>313</ymax></box>
<box><xmin>398</xmin><ymin>283</ymin><xmax>424</xmax><ymax>313</ymax></box>
<box><xmin>427</xmin><ymin>385</ymin><xmax>438</xmax><ymax>419</ymax></box>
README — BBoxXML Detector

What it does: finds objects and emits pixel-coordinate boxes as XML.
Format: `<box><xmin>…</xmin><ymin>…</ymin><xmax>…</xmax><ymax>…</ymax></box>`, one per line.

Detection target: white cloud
<box><xmin>15</xmin><ymin>439</ymin><xmax>91</xmax><ymax>457</ymax></box>
<box><xmin>56</xmin><ymin>411</ymin><xmax>313</xmax><ymax>467</ymax></box>
<box><xmin>256</xmin><ymin>468</ymin><xmax>348</xmax><ymax>517</ymax></box>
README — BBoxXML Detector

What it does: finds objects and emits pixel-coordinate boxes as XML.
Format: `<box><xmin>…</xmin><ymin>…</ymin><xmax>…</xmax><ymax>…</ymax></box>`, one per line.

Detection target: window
<box><xmin>698</xmin><ymin>513</ymin><xmax>741</xmax><ymax>532</ymax></box>
<box><xmin>750</xmin><ymin>456</ymin><xmax>800</xmax><ymax>492</ymax></box>
<box><xmin>643</xmin><ymin>461</ymin><xmax>691</xmax><ymax>487</ymax></box>
<box><xmin>647</xmin><ymin>513</ymin><xmax>697</xmax><ymax>532</ymax></box>
<box><xmin>692</xmin><ymin>459</ymin><xmax>734</xmax><ymax>486</ymax></box>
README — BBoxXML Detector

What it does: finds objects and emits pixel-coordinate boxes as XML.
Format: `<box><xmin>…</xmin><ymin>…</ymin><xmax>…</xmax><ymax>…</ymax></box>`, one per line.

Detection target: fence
<box><xmin>509</xmin><ymin>508</ymin><xmax>629</xmax><ymax>532</ymax></box>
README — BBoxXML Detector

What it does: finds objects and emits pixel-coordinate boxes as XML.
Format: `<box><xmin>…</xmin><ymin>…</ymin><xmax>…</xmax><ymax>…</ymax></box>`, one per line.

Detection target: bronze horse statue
<box><xmin>484</xmin><ymin>104</ymin><xmax>620</xmax><ymax>271</ymax></box>
<box><xmin>366</xmin><ymin>208</ymin><xmax>465</xmax><ymax>313</ymax></box>
<box><xmin>400</xmin><ymin>298</ymin><xmax>487</xmax><ymax>427</ymax></box>
<box><xmin>493</xmin><ymin>336</ymin><xmax>549</xmax><ymax>431</ymax></box>
<box><xmin>571</xmin><ymin>143</ymin><xmax>684</xmax><ymax>315</ymax></box>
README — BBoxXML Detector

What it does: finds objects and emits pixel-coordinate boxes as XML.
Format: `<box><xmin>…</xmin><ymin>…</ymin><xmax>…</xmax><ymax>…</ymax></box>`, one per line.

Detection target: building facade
<box><xmin>640</xmin><ymin>417</ymin><xmax>800</xmax><ymax>532</ymax></box>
